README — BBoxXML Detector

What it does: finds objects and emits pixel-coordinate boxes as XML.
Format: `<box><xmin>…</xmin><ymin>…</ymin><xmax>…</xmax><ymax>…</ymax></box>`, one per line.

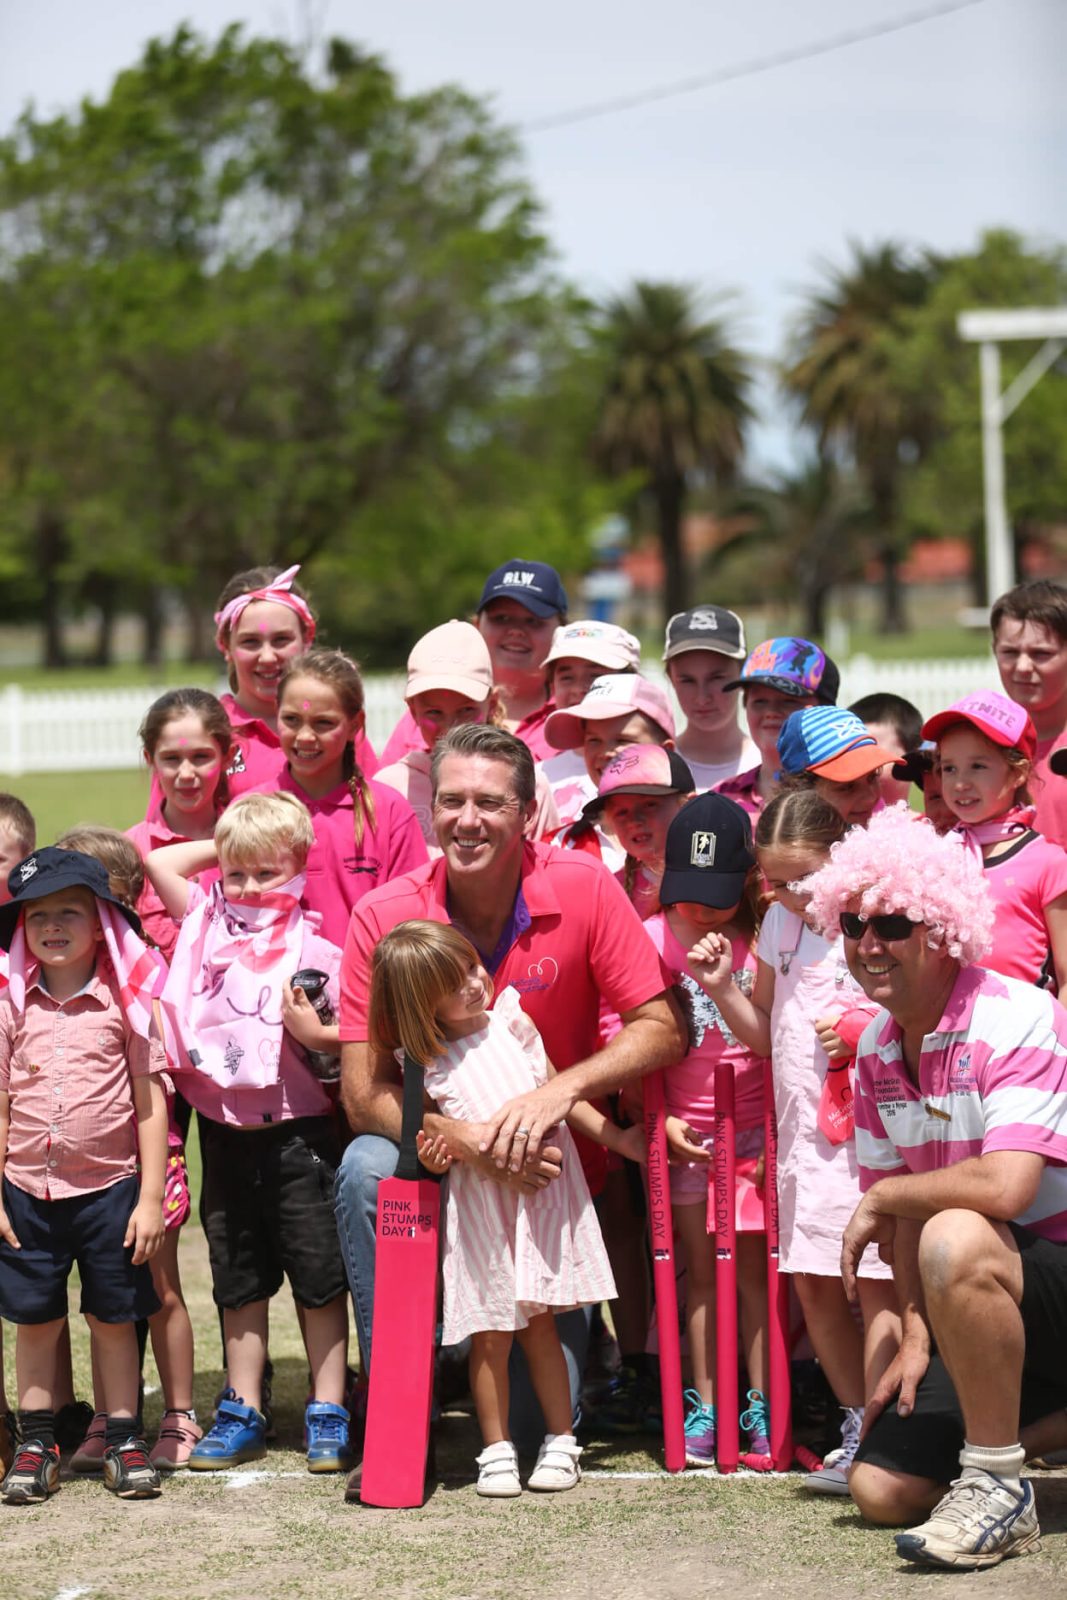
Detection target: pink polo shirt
<box><xmin>855</xmin><ymin>964</ymin><xmax>1067</xmax><ymax>1240</ymax></box>
<box><xmin>340</xmin><ymin>843</ymin><xmax>672</xmax><ymax>1189</ymax></box>
<box><xmin>0</xmin><ymin>963</ymin><xmax>167</xmax><ymax>1200</ymax></box>
<box><xmin>982</xmin><ymin>829</ymin><xmax>1067</xmax><ymax>985</ymax></box>
<box><xmin>1032</xmin><ymin>734</ymin><xmax>1067</xmax><ymax>850</ymax></box>
<box><xmin>126</xmin><ymin>802</ymin><xmax>220</xmax><ymax>961</ymax></box>
<box><xmin>374</xmin><ymin>749</ymin><xmax>560</xmax><ymax>859</ymax></box>
<box><xmin>379</xmin><ymin>702</ymin><xmax>556</xmax><ymax>768</ymax></box>
<box><xmin>220</xmin><ymin>694</ymin><xmax>379</xmax><ymax>797</ymax></box>
<box><xmin>713</xmin><ymin>764</ymin><xmax>765</xmax><ymax>822</ymax></box>
<box><xmin>263</xmin><ymin>769</ymin><xmax>427</xmax><ymax>947</ymax></box>
<box><xmin>172</xmin><ymin>882</ymin><xmax>342</xmax><ymax>1129</ymax></box>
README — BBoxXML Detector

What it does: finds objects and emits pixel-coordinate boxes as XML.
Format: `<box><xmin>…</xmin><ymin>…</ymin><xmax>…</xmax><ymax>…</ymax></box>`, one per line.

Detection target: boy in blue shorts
<box><xmin>0</xmin><ymin>848</ymin><xmax>168</xmax><ymax>1504</ymax></box>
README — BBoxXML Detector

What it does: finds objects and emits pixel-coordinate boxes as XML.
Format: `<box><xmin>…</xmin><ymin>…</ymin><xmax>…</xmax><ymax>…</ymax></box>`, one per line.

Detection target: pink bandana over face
<box><xmin>161</xmin><ymin>875</ymin><xmax>307</xmax><ymax>1090</ymax></box>
<box><xmin>213</xmin><ymin>564</ymin><xmax>316</xmax><ymax>653</ymax></box>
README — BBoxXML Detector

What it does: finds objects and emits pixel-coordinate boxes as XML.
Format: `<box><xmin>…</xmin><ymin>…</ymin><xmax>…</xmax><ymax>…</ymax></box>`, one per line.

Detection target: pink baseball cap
<box><xmin>580</xmin><ymin>746</ymin><xmax>695</xmax><ymax>821</ymax></box>
<box><xmin>922</xmin><ymin>690</ymin><xmax>1036</xmax><ymax>763</ymax></box>
<box><xmin>405</xmin><ymin>621</ymin><xmax>493</xmax><ymax>703</ymax></box>
<box><xmin>544</xmin><ymin>674</ymin><xmax>676</xmax><ymax>751</ymax></box>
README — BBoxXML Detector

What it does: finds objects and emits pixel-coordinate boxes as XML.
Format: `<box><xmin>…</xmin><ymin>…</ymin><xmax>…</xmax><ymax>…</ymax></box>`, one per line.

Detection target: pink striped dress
<box><xmin>423</xmin><ymin>986</ymin><xmax>617</xmax><ymax>1344</ymax></box>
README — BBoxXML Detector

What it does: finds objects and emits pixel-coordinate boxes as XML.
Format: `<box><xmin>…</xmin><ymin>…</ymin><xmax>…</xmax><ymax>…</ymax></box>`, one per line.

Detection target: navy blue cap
<box><xmin>478</xmin><ymin>560</ymin><xmax>568</xmax><ymax>619</ymax></box>
<box><xmin>0</xmin><ymin>847</ymin><xmax>141</xmax><ymax>950</ymax></box>
<box><xmin>660</xmin><ymin>793</ymin><xmax>756</xmax><ymax>909</ymax></box>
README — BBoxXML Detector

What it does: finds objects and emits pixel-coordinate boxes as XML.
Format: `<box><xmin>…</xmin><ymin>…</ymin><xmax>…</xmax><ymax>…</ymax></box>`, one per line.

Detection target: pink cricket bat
<box><xmin>762</xmin><ymin>1060</ymin><xmax>794</xmax><ymax>1472</ymax></box>
<box><xmin>713</xmin><ymin>1059</ymin><xmax>739</xmax><ymax>1474</ymax></box>
<box><xmin>643</xmin><ymin>1071</ymin><xmax>685</xmax><ymax>1473</ymax></box>
<box><xmin>360</xmin><ymin>1055</ymin><xmax>440</xmax><ymax>1508</ymax></box>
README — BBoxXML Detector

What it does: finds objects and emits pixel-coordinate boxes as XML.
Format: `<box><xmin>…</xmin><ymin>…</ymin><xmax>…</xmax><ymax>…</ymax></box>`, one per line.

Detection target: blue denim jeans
<box><xmin>333</xmin><ymin>1132</ymin><xmax>591</xmax><ymax>1453</ymax></box>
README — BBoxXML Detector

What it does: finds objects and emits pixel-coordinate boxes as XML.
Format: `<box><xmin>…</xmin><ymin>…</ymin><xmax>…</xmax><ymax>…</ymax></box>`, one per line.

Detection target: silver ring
<box><xmin>516</xmin><ymin>1127</ymin><xmax>531</xmax><ymax>1137</ymax></box>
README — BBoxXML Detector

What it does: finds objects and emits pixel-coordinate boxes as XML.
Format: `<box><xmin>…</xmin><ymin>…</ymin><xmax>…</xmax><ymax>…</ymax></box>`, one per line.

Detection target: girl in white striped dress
<box><xmin>369</xmin><ymin>920</ymin><xmax>644</xmax><ymax>1498</ymax></box>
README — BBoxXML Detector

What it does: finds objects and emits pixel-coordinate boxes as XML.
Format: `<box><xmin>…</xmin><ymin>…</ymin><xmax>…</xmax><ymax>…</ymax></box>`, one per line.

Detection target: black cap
<box><xmin>663</xmin><ymin>606</ymin><xmax>746</xmax><ymax>662</ymax></box>
<box><xmin>660</xmin><ymin>793</ymin><xmax>756</xmax><ymax>909</ymax></box>
<box><xmin>477</xmin><ymin>559</ymin><xmax>568</xmax><ymax>619</ymax></box>
<box><xmin>1049</xmin><ymin>747</ymin><xmax>1067</xmax><ymax>778</ymax></box>
<box><xmin>0</xmin><ymin>847</ymin><xmax>142</xmax><ymax>950</ymax></box>
<box><xmin>890</xmin><ymin>745</ymin><xmax>936</xmax><ymax>786</ymax></box>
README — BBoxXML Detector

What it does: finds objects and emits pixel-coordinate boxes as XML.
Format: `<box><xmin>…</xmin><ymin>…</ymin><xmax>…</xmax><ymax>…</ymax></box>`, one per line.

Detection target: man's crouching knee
<box><xmin>849</xmin><ymin>1462</ymin><xmax>944</xmax><ymax>1527</ymax></box>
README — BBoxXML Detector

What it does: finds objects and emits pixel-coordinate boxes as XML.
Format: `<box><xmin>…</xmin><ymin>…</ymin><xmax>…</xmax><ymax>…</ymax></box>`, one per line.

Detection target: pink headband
<box><xmin>213</xmin><ymin>564</ymin><xmax>316</xmax><ymax>653</ymax></box>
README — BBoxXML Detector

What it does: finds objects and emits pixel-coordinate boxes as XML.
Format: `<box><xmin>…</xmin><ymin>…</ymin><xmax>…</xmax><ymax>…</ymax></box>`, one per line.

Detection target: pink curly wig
<box><xmin>804</xmin><ymin>803</ymin><xmax>994</xmax><ymax>965</ymax></box>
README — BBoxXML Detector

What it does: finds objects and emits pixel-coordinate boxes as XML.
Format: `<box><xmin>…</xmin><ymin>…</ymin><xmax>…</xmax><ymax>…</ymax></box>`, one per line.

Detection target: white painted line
<box><xmin>53</xmin><ymin>1588</ymin><xmax>93</xmax><ymax>1600</ymax></box>
<box><xmin>182</xmin><ymin>1464</ymin><xmax>794</xmax><ymax>1489</ymax></box>
<box><xmin>220</xmin><ymin>1468</ymin><xmax>307</xmax><ymax>1488</ymax></box>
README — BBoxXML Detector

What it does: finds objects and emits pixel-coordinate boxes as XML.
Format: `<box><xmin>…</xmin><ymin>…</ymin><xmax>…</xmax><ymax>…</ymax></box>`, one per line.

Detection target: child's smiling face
<box><xmin>24</xmin><ymin>886</ymin><xmax>102</xmax><ymax>972</ymax></box>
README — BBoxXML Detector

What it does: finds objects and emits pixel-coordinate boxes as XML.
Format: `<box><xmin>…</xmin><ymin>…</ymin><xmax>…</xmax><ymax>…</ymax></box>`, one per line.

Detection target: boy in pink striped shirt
<box><xmin>806</xmin><ymin>806</ymin><xmax>1067</xmax><ymax>1571</ymax></box>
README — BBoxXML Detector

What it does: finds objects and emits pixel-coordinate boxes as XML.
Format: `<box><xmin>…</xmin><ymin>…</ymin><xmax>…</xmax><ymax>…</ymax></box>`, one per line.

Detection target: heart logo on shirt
<box><xmin>527</xmin><ymin>957</ymin><xmax>558</xmax><ymax>988</ymax></box>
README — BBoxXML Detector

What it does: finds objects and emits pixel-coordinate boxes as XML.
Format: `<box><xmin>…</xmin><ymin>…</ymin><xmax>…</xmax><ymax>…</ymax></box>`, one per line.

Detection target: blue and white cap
<box><xmin>777</xmin><ymin>706</ymin><xmax>897</xmax><ymax>782</ymax></box>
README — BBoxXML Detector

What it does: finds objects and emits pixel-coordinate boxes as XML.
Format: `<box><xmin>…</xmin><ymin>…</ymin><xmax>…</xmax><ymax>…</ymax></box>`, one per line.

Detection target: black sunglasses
<box><xmin>839</xmin><ymin>911</ymin><xmax>919</xmax><ymax>942</ymax></box>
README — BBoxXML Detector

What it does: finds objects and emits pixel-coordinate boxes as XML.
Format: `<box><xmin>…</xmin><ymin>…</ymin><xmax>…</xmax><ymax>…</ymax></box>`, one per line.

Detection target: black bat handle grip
<box><xmin>396</xmin><ymin>1053</ymin><xmax>425</xmax><ymax>1182</ymax></box>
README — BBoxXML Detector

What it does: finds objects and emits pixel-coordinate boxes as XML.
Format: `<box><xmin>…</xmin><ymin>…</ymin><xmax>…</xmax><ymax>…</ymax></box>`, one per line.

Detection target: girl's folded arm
<box><xmin>145</xmin><ymin>839</ymin><xmax>218</xmax><ymax>919</ymax></box>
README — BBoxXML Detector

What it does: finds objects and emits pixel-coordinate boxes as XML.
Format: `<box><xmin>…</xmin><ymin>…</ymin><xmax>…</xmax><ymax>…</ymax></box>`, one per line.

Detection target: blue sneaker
<box><xmin>188</xmin><ymin>1392</ymin><xmax>266</xmax><ymax>1470</ymax></box>
<box><xmin>739</xmin><ymin>1389</ymin><xmax>771</xmax><ymax>1458</ymax></box>
<box><xmin>683</xmin><ymin>1388</ymin><xmax>717</xmax><ymax>1467</ymax></box>
<box><xmin>304</xmin><ymin>1402</ymin><xmax>353</xmax><ymax>1474</ymax></box>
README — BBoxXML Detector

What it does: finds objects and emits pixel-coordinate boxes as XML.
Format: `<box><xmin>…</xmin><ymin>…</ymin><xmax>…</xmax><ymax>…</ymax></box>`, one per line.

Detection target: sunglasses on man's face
<box><xmin>839</xmin><ymin>911</ymin><xmax>919</xmax><ymax>942</ymax></box>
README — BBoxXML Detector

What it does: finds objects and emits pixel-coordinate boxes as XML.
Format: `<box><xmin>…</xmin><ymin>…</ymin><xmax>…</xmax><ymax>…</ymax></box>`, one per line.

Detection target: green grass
<box><xmin>845</xmin><ymin>624</ymin><xmax>993</xmax><ymax>661</ymax></box>
<box><xmin>0</xmin><ymin>769</ymin><xmax>153</xmax><ymax>840</ymax></box>
<box><xmin>0</xmin><ymin>661</ymin><xmax>219</xmax><ymax>691</ymax></box>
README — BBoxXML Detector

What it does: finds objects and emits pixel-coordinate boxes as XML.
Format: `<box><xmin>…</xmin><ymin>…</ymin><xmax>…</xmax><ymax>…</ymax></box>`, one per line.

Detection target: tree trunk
<box><xmin>803</xmin><ymin>578</ymin><xmax>830</xmax><ymax>640</ymax></box>
<box><xmin>140</xmin><ymin>587</ymin><xmax>164</xmax><ymax>669</ymax></box>
<box><xmin>877</xmin><ymin>537</ymin><xmax>908</xmax><ymax>634</ymax></box>
<box><xmin>654</xmin><ymin>473</ymin><xmax>688</xmax><ymax>623</ymax></box>
<box><xmin>90</xmin><ymin>591</ymin><xmax>116</xmax><ymax>667</ymax></box>
<box><xmin>38</xmin><ymin>510</ymin><xmax>68</xmax><ymax>669</ymax></box>
<box><xmin>184</xmin><ymin>595</ymin><xmax>209</xmax><ymax>664</ymax></box>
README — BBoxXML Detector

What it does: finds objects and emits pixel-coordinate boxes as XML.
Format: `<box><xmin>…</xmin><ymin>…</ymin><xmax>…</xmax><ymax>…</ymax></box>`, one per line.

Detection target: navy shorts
<box><xmin>0</xmin><ymin>1174</ymin><xmax>160</xmax><ymax>1325</ymax></box>
<box><xmin>199</xmin><ymin>1115</ymin><xmax>347</xmax><ymax>1311</ymax></box>
<box><xmin>855</xmin><ymin>1223</ymin><xmax>1067</xmax><ymax>1485</ymax></box>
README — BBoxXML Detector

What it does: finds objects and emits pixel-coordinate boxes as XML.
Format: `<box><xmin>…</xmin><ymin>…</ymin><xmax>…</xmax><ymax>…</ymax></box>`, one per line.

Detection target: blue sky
<box><xmin>3</xmin><ymin>0</ymin><xmax>1064</xmax><ymax>466</ymax></box>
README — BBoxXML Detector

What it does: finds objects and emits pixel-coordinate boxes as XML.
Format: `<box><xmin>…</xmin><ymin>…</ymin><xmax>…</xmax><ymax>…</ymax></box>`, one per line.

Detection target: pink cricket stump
<box><xmin>762</xmin><ymin>1058</ymin><xmax>793</xmax><ymax>1472</ymax></box>
<box><xmin>643</xmin><ymin>1071</ymin><xmax>685</xmax><ymax>1473</ymax></box>
<box><xmin>713</xmin><ymin>1059</ymin><xmax>739</xmax><ymax>1474</ymax></box>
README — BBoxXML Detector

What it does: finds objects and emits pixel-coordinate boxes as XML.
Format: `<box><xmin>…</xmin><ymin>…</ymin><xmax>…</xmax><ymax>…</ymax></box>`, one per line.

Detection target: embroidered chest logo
<box><xmin>226</xmin><ymin>748</ymin><xmax>247</xmax><ymax>777</ymax></box>
<box><xmin>513</xmin><ymin>957</ymin><xmax>558</xmax><ymax>994</ymax></box>
<box><xmin>948</xmin><ymin>1050</ymin><xmax>977</xmax><ymax>1094</ymax></box>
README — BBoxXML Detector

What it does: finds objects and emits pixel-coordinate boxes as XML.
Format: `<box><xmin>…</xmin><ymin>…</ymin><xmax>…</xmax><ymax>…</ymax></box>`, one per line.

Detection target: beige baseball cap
<box><xmin>405</xmin><ymin>621</ymin><xmax>493</xmax><ymax>703</ymax></box>
<box><xmin>543</xmin><ymin>619</ymin><xmax>642</xmax><ymax>672</ymax></box>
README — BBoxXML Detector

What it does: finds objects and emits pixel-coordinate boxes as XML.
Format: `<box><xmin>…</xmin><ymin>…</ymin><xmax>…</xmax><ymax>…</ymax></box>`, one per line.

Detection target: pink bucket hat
<box><xmin>405</xmin><ymin>621</ymin><xmax>493</xmax><ymax>704</ymax></box>
<box><xmin>922</xmin><ymin>690</ymin><xmax>1036</xmax><ymax>763</ymax></box>
<box><xmin>544</xmin><ymin>674</ymin><xmax>676</xmax><ymax>751</ymax></box>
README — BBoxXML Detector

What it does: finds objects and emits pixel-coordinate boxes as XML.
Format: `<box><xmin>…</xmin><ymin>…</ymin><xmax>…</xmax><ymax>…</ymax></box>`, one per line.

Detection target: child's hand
<box><xmin>814</xmin><ymin>1013</ymin><xmax>851</xmax><ymax>1060</ymax></box>
<box><xmin>0</xmin><ymin>1204</ymin><xmax>20</xmax><ymax>1250</ymax></box>
<box><xmin>281</xmin><ymin>980</ymin><xmax>337</xmax><ymax>1053</ymax></box>
<box><xmin>687</xmin><ymin>933</ymin><xmax>734</xmax><ymax>992</ymax></box>
<box><xmin>615</xmin><ymin>1124</ymin><xmax>648</xmax><ymax>1166</ymax></box>
<box><xmin>124</xmin><ymin>1197</ymin><xmax>164</xmax><ymax>1265</ymax></box>
<box><xmin>665</xmin><ymin>1115</ymin><xmax>710</xmax><ymax>1165</ymax></box>
<box><xmin>416</xmin><ymin>1130</ymin><xmax>453</xmax><ymax>1174</ymax></box>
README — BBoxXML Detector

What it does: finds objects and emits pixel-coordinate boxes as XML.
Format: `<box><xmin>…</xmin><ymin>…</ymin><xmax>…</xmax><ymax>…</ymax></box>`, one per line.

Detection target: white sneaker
<box><xmin>895</xmin><ymin>1473</ymin><xmax>1041</xmax><ymax>1569</ymax></box>
<box><xmin>475</xmin><ymin>1439</ymin><xmax>521</xmax><ymax>1497</ymax></box>
<box><xmin>803</xmin><ymin>1405</ymin><xmax>863</xmax><ymax>1495</ymax></box>
<box><xmin>527</xmin><ymin>1433</ymin><xmax>582</xmax><ymax>1493</ymax></box>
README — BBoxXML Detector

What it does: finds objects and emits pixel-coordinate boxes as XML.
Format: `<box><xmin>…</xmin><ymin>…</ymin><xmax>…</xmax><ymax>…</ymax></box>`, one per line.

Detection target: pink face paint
<box><xmin>303</xmin><ymin>700</ymin><xmax>311</xmax><ymax>710</ymax></box>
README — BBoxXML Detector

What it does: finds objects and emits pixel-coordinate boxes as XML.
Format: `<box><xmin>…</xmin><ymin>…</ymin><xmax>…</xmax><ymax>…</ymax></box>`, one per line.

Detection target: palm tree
<box><xmin>783</xmin><ymin>243</ymin><xmax>939</xmax><ymax>633</ymax></box>
<box><xmin>710</xmin><ymin>459</ymin><xmax>872</xmax><ymax>638</ymax></box>
<box><xmin>593</xmin><ymin>282</ymin><xmax>754</xmax><ymax>620</ymax></box>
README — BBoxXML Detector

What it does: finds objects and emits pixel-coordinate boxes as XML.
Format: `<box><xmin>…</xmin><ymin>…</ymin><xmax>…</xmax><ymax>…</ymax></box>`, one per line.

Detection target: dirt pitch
<box><xmin>4</xmin><ymin>1225</ymin><xmax>1066</xmax><ymax>1600</ymax></box>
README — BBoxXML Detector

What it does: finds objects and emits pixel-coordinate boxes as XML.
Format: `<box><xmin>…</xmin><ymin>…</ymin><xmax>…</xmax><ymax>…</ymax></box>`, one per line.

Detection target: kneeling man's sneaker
<box><xmin>895</xmin><ymin>1473</ymin><xmax>1040</xmax><ymax>1569</ymax></box>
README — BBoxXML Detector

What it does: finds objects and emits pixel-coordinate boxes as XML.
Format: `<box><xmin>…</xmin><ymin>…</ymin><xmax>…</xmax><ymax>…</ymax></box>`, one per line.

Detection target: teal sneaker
<box><xmin>188</xmin><ymin>1393</ymin><xmax>266</xmax><ymax>1471</ymax></box>
<box><xmin>739</xmin><ymin>1389</ymin><xmax>771</xmax><ymax>1458</ymax></box>
<box><xmin>305</xmin><ymin>1402</ymin><xmax>353</xmax><ymax>1474</ymax></box>
<box><xmin>683</xmin><ymin>1388</ymin><xmax>717</xmax><ymax>1467</ymax></box>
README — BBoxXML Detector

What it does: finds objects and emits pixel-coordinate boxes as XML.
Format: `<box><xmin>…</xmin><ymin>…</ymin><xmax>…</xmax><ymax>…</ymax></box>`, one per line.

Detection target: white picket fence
<box><xmin>0</xmin><ymin>657</ymin><xmax>1003</xmax><ymax>776</ymax></box>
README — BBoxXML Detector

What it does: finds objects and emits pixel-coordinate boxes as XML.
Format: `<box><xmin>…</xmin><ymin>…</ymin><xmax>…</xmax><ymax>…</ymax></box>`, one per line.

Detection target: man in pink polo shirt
<box><xmin>992</xmin><ymin>579</ymin><xmax>1067</xmax><ymax>848</ymax></box>
<box><xmin>335</xmin><ymin>722</ymin><xmax>684</xmax><ymax>1490</ymax></box>
<box><xmin>804</xmin><ymin>808</ymin><xmax>1067</xmax><ymax>1571</ymax></box>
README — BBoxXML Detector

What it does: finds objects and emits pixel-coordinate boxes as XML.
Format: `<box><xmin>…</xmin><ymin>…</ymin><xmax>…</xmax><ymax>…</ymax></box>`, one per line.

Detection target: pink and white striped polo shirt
<box><xmin>854</xmin><ymin>964</ymin><xmax>1067</xmax><ymax>1241</ymax></box>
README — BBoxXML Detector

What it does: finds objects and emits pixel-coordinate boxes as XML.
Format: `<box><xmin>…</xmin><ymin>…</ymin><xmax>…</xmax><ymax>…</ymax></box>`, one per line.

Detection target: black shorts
<box><xmin>199</xmin><ymin>1115</ymin><xmax>347</xmax><ymax>1311</ymax></box>
<box><xmin>856</xmin><ymin>1224</ymin><xmax>1067</xmax><ymax>1485</ymax></box>
<box><xmin>0</xmin><ymin>1174</ymin><xmax>160</xmax><ymax>1325</ymax></box>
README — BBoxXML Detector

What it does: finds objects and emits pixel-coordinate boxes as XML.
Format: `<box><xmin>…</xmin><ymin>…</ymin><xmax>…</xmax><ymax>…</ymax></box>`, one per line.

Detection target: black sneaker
<box><xmin>102</xmin><ymin>1438</ymin><xmax>162</xmax><ymax>1500</ymax></box>
<box><xmin>55</xmin><ymin>1399</ymin><xmax>95</xmax><ymax>1452</ymax></box>
<box><xmin>1</xmin><ymin>1440</ymin><xmax>60</xmax><ymax>1505</ymax></box>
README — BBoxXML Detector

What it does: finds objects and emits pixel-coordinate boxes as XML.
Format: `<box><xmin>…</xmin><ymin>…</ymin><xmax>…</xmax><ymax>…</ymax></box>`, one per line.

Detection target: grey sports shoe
<box><xmin>803</xmin><ymin>1404</ymin><xmax>863</xmax><ymax>1495</ymax></box>
<box><xmin>895</xmin><ymin>1472</ymin><xmax>1040</xmax><ymax>1569</ymax></box>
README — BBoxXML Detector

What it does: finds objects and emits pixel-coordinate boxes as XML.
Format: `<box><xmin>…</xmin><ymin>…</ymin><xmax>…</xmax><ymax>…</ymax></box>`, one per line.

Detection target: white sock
<box><xmin>958</xmin><ymin>1440</ymin><xmax>1025</xmax><ymax>1492</ymax></box>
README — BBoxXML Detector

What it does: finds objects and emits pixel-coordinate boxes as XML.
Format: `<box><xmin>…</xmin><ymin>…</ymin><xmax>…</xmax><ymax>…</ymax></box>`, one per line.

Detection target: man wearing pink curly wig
<box><xmin>804</xmin><ymin>804</ymin><xmax>1067</xmax><ymax>1571</ymax></box>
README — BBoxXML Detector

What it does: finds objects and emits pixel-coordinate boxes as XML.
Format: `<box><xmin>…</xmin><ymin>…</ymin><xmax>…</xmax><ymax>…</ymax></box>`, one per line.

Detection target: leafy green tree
<box><xmin>0</xmin><ymin>26</ymin><xmax>598</xmax><ymax>664</ymax></box>
<box><xmin>783</xmin><ymin>242</ymin><xmax>940</xmax><ymax>633</ymax></box>
<box><xmin>592</xmin><ymin>281</ymin><xmax>754</xmax><ymax>622</ymax></box>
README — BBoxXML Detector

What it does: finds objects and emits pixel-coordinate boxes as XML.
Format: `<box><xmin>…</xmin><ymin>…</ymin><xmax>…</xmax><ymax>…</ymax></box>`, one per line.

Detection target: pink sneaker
<box><xmin>149</xmin><ymin>1410</ymin><xmax>203</xmax><ymax>1470</ymax></box>
<box><xmin>70</xmin><ymin>1411</ymin><xmax>108</xmax><ymax>1473</ymax></box>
